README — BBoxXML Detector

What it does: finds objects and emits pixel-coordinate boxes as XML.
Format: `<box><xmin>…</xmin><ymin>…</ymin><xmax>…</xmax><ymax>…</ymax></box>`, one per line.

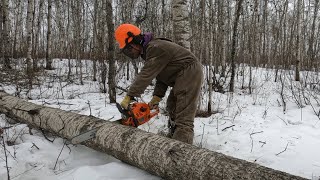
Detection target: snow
<box><xmin>0</xmin><ymin>59</ymin><xmax>320</xmax><ymax>180</ymax></box>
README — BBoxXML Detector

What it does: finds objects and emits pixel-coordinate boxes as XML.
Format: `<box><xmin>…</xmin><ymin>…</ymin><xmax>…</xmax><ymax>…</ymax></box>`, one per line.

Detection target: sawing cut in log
<box><xmin>0</xmin><ymin>91</ymin><xmax>307</xmax><ymax>180</ymax></box>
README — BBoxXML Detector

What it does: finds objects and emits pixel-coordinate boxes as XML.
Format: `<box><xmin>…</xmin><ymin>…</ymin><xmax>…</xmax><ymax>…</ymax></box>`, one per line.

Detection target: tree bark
<box><xmin>172</xmin><ymin>0</ymin><xmax>190</xmax><ymax>50</ymax></box>
<box><xmin>229</xmin><ymin>0</ymin><xmax>244</xmax><ymax>93</ymax></box>
<box><xmin>1</xmin><ymin>0</ymin><xmax>11</xmax><ymax>69</ymax></box>
<box><xmin>0</xmin><ymin>91</ymin><xmax>307</xmax><ymax>180</ymax></box>
<box><xmin>46</xmin><ymin>0</ymin><xmax>53</xmax><ymax>70</ymax></box>
<box><xmin>26</xmin><ymin>0</ymin><xmax>34</xmax><ymax>73</ymax></box>
<box><xmin>295</xmin><ymin>0</ymin><xmax>302</xmax><ymax>81</ymax></box>
<box><xmin>106</xmin><ymin>0</ymin><xmax>116</xmax><ymax>103</ymax></box>
<box><xmin>33</xmin><ymin>0</ymin><xmax>44</xmax><ymax>70</ymax></box>
<box><xmin>0</xmin><ymin>0</ymin><xmax>4</xmax><ymax>59</ymax></box>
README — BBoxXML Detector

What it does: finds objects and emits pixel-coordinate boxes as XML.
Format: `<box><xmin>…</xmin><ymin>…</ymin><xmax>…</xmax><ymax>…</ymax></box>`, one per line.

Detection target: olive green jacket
<box><xmin>127</xmin><ymin>38</ymin><xmax>200</xmax><ymax>98</ymax></box>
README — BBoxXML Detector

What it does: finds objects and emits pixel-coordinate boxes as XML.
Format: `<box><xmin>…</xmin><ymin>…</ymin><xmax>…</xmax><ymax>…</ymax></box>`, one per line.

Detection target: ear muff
<box><xmin>126</xmin><ymin>31</ymin><xmax>144</xmax><ymax>45</ymax></box>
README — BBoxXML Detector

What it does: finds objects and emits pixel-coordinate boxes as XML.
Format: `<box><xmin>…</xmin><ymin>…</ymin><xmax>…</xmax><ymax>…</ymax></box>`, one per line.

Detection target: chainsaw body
<box><xmin>116</xmin><ymin>102</ymin><xmax>159</xmax><ymax>127</ymax></box>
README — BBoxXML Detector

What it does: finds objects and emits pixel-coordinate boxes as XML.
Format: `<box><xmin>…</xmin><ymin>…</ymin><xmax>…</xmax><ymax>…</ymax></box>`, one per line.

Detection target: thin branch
<box><xmin>200</xmin><ymin>122</ymin><xmax>205</xmax><ymax>148</ymax></box>
<box><xmin>1</xmin><ymin>136</ymin><xmax>11</xmax><ymax>180</ymax></box>
<box><xmin>221</xmin><ymin>124</ymin><xmax>235</xmax><ymax>131</ymax></box>
<box><xmin>54</xmin><ymin>139</ymin><xmax>67</xmax><ymax>170</ymax></box>
<box><xmin>275</xmin><ymin>142</ymin><xmax>289</xmax><ymax>156</ymax></box>
<box><xmin>276</xmin><ymin>115</ymin><xmax>288</xmax><ymax>125</ymax></box>
<box><xmin>250</xmin><ymin>131</ymin><xmax>264</xmax><ymax>153</ymax></box>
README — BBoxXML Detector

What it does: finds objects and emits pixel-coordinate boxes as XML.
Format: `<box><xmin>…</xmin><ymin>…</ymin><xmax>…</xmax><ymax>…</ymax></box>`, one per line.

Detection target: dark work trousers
<box><xmin>166</xmin><ymin>62</ymin><xmax>203</xmax><ymax>144</ymax></box>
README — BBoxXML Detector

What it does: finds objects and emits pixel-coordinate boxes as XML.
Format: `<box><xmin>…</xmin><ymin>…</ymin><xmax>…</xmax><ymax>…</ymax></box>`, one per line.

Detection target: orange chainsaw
<box><xmin>71</xmin><ymin>102</ymin><xmax>159</xmax><ymax>144</ymax></box>
<box><xmin>116</xmin><ymin>102</ymin><xmax>159</xmax><ymax>127</ymax></box>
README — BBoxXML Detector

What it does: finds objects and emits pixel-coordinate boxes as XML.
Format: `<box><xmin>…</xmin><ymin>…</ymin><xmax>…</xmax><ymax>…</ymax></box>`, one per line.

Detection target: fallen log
<box><xmin>0</xmin><ymin>91</ymin><xmax>307</xmax><ymax>180</ymax></box>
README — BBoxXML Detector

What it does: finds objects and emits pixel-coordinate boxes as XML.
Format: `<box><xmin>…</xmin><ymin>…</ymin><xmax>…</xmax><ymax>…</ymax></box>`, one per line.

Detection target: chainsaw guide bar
<box><xmin>71</xmin><ymin>119</ymin><xmax>121</xmax><ymax>144</ymax></box>
<box><xmin>70</xmin><ymin>102</ymin><xmax>159</xmax><ymax>144</ymax></box>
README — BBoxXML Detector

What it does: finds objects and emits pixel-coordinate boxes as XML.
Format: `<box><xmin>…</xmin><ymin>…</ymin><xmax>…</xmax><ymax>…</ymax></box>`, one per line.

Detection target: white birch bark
<box><xmin>1</xmin><ymin>0</ymin><xmax>11</xmax><ymax>69</ymax></box>
<box><xmin>26</xmin><ymin>0</ymin><xmax>34</xmax><ymax>71</ymax></box>
<box><xmin>172</xmin><ymin>0</ymin><xmax>190</xmax><ymax>50</ymax></box>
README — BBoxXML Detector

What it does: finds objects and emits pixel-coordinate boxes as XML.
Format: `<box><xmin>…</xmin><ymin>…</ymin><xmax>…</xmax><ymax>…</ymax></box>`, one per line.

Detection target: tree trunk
<box><xmin>1</xmin><ymin>0</ymin><xmax>11</xmax><ymax>69</ymax></box>
<box><xmin>0</xmin><ymin>1</ymin><xmax>3</xmax><ymax>58</ymax></box>
<box><xmin>0</xmin><ymin>91</ymin><xmax>307</xmax><ymax>180</ymax></box>
<box><xmin>46</xmin><ymin>0</ymin><xmax>53</xmax><ymax>70</ymax></box>
<box><xmin>106</xmin><ymin>0</ymin><xmax>116</xmax><ymax>103</ymax></box>
<box><xmin>26</xmin><ymin>0</ymin><xmax>34</xmax><ymax>73</ymax></box>
<box><xmin>34</xmin><ymin>0</ymin><xmax>43</xmax><ymax>70</ymax></box>
<box><xmin>229</xmin><ymin>0</ymin><xmax>244</xmax><ymax>93</ymax></box>
<box><xmin>92</xmin><ymin>0</ymin><xmax>98</xmax><ymax>82</ymax></box>
<box><xmin>100</xmin><ymin>0</ymin><xmax>107</xmax><ymax>93</ymax></box>
<box><xmin>172</xmin><ymin>0</ymin><xmax>190</xmax><ymax>50</ymax></box>
<box><xmin>55</xmin><ymin>0</ymin><xmax>64</xmax><ymax>60</ymax></box>
<box><xmin>308</xmin><ymin>0</ymin><xmax>319</xmax><ymax>68</ymax></box>
<box><xmin>217</xmin><ymin>0</ymin><xmax>226</xmax><ymax>74</ymax></box>
<box><xmin>295</xmin><ymin>0</ymin><xmax>302</xmax><ymax>81</ymax></box>
<box><xmin>207</xmin><ymin>0</ymin><xmax>213</xmax><ymax>113</ymax></box>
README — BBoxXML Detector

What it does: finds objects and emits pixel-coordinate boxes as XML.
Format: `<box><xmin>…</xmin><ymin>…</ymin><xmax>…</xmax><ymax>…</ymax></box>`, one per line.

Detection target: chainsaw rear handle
<box><xmin>149</xmin><ymin>107</ymin><xmax>159</xmax><ymax>118</ymax></box>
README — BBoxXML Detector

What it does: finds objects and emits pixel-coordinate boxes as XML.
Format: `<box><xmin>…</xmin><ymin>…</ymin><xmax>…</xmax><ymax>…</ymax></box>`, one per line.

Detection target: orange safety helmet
<box><xmin>115</xmin><ymin>24</ymin><xmax>141</xmax><ymax>49</ymax></box>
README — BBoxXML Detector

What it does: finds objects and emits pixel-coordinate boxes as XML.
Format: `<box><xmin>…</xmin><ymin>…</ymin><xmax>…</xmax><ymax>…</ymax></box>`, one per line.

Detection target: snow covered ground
<box><xmin>0</xmin><ymin>59</ymin><xmax>320</xmax><ymax>179</ymax></box>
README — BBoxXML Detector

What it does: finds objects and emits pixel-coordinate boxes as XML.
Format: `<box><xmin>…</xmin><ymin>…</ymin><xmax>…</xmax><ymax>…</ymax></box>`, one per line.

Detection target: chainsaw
<box><xmin>116</xmin><ymin>102</ymin><xmax>159</xmax><ymax>127</ymax></box>
<box><xmin>71</xmin><ymin>102</ymin><xmax>159</xmax><ymax>144</ymax></box>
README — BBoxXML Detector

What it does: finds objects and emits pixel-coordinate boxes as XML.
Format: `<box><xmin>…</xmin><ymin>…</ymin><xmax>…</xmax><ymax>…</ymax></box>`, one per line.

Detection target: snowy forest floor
<box><xmin>0</xmin><ymin>59</ymin><xmax>320</xmax><ymax>180</ymax></box>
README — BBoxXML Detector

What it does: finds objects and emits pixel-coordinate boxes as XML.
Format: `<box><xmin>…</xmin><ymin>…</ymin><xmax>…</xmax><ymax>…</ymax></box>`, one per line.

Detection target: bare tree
<box><xmin>295</xmin><ymin>0</ymin><xmax>302</xmax><ymax>81</ymax></box>
<box><xmin>1</xmin><ymin>0</ymin><xmax>11</xmax><ymax>69</ymax></box>
<box><xmin>55</xmin><ymin>0</ymin><xmax>65</xmax><ymax>61</ymax></box>
<box><xmin>0</xmin><ymin>0</ymin><xmax>4</xmax><ymax>59</ymax></box>
<box><xmin>46</xmin><ymin>0</ymin><xmax>53</xmax><ymax>70</ymax></box>
<box><xmin>106</xmin><ymin>0</ymin><xmax>116</xmax><ymax>103</ymax></box>
<box><xmin>217</xmin><ymin>0</ymin><xmax>226</xmax><ymax>73</ymax></box>
<box><xmin>26</xmin><ymin>0</ymin><xmax>34</xmax><ymax>72</ymax></box>
<box><xmin>308</xmin><ymin>0</ymin><xmax>319</xmax><ymax>69</ymax></box>
<box><xmin>91</xmin><ymin>0</ymin><xmax>99</xmax><ymax>82</ymax></box>
<box><xmin>207</xmin><ymin>0</ymin><xmax>214</xmax><ymax>113</ymax></box>
<box><xmin>229</xmin><ymin>0</ymin><xmax>244</xmax><ymax>92</ymax></box>
<box><xmin>33</xmin><ymin>0</ymin><xmax>43</xmax><ymax>70</ymax></box>
<box><xmin>100</xmin><ymin>0</ymin><xmax>107</xmax><ymax>93</ymax></box>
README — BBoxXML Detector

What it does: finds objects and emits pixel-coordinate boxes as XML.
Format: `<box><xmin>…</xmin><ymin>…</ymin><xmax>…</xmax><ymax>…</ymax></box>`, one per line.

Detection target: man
<box><xmin>115</xmin><ymin>24</ymin><xmax>203</xmax><ymax>144</ymax></box>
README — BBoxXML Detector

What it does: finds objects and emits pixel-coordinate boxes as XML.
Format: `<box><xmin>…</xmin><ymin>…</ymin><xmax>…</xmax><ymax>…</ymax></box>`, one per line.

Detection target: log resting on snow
<box><xmin>0</xmin><ymin>91</ymin><xmax>307</xmax><ymax>180</ymax></box>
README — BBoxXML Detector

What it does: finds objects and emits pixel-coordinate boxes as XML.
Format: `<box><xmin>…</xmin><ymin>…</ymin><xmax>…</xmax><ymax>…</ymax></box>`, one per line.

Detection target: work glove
<box><xmin>148</xmin><ymin>95</ymin><xmax>161</xmax><ymax>109</ymax></box>
<box><xmin>120</xmin><ymin>95</ymin><xmax>135</xmax><ymax>109</ymax></box>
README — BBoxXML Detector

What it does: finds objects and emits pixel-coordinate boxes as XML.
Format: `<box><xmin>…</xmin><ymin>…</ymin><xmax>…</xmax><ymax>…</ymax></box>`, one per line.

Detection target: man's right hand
<box><xmin>148</xmin><ymin>95</ymin><xmax>162</xmax><ymax>109</ymax></box>
<box><xmin>120</xmin><ymin>95</ymin><xmax>135</xmax><ymax>109</ymax></box>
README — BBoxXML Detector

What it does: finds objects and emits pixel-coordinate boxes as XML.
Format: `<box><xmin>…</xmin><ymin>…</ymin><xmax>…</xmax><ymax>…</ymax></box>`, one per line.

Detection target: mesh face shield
<box><xmin>121</xmin><ymin>44</ymin><xmax>136</xmax><ymax>59</ymax></box>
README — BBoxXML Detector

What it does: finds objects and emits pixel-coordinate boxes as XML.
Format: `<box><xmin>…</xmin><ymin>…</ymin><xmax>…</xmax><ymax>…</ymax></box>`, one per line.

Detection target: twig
<box><xmin>54</xmin><ymin>140</ymin><xmax>67</xmax><ymax>170</ymax></box>
<box><xmin>221</xmin><ymin>125</ymin><xmax>235</xmax><ymax>131</ymax></box>
<box><xmin>276</xmin><ymin>115</ymin><xmax>288</xmax><ymax>125</ymax></box>
<box><xmin>200</xmin><ymin>123</ymin><xmax>205</xmax><ymax>148</ymax></box>
<box><xmin>11</xmin><ymin>164</ymin><xmax>44</xmax><ymax>179</ymax></box>
<box><xmin>216</xmin><ymin>118</ymin><xmax>219</xmax><ymax>135</ymax></box>
<box><xmin>275</xmin><ymin>142</ymin><xmax>289</xmax><ymax>156</ymax></box>
<box><xmin>31</xmin><ymin>143</ymin><xmax>40</xmax><ymax>150</ymax></box>
<box><xmin>40</xmin><ymin>129</ymin><xmax>54</xmax><ymax>143</ymax></box>
<box><xmin>1</xmin><ymin>136</ymin><xmax>11</xmax><ymax>180</ymax></box>
<box><xmin>1</xmin><ymin>126</ymin><xmax>13</xmax><ymax>130</ymax></box>
<box><xmin>86</xmin><ymin>100</ymin><xmax>92</xmax><ymax>116</ymax></box>
<box><xmin>250</xmin><ymin>131</ymin><xmax>263</xmax><ymax>153</ymax></box>
<box><xmin>259</xmin><ymin>141</ymin><xmax>266</xmax><ymax>147</ymax></box>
